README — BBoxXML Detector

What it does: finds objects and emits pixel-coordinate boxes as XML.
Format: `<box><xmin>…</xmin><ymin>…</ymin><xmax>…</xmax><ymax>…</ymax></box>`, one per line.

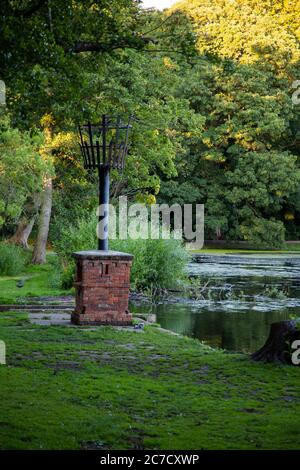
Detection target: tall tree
<box><xmin>32</xmin><ymin>113</ymin><xmax>55</xmax><ymax>263</ymax></box>
<box><xmin>0</xmin><ymin>114</ymin><xmax>46</xmax><ymax>243</ymax></box>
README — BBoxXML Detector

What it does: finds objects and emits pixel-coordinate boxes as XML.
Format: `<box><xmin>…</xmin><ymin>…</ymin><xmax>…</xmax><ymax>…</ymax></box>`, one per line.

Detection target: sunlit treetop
<box><xmin>170</xmin><ymin>0</ymin><xmax>300</xmax><ymax>76</ymax></box>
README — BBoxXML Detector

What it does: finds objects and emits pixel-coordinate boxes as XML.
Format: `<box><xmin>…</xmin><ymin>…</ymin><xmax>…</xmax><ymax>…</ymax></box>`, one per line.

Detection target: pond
<box><xmin>130</xmin><ymin>253</ymin><xmax>300</xmax><ymax>353</ymax></box>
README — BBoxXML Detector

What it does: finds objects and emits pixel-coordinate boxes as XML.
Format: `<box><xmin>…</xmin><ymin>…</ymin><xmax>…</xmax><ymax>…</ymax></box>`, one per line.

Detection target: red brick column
<box><xmin>71</xmin><ymin>251</ymin><xmax>133</xmax><ymax>326</ymax></box>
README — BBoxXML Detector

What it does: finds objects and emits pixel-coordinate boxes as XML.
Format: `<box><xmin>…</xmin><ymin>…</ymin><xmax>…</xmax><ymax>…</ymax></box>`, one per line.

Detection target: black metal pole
<box><xmin>98</xmin><ymin>167</ymin><xmax>109</xmax><ymax>251</ymax></box>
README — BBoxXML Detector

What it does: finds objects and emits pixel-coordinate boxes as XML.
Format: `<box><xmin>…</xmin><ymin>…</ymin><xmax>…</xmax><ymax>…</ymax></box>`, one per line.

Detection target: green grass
<box><xmin>0</xmin><ymin>261</ymin><xmax>72</xmax><ymax>304</ymax></box>
<box><xmin>0</xmin><ymin>313</ymin><xmax>299</xmax><ymax>450</ymax></box>
<box><xmin>283</xmin><ymin>243</ymin><xmax>300</xmax><ymax>251</ymax></box>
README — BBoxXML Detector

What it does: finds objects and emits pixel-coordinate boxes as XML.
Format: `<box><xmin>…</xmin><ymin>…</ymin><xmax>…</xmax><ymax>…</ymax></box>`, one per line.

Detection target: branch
<box><xmin>140</xmin><ymin>11</ymin><xmax>177</xmax><ymax>36</ymax></box>
<box><xmin>73</xmin><ymin>35</ymin><xmax>154</xmax><ymax>53</ymax></box>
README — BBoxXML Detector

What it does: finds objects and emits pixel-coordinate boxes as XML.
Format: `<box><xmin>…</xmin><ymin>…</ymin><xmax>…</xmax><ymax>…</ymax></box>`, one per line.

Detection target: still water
<box><xmin>130</xmin><ymin>254</ymin><xmax>300</xmax><ymax>353</ymax></box>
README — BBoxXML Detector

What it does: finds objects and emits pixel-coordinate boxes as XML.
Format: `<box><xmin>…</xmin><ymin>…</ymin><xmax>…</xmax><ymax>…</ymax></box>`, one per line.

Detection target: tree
<box><xmin>153</xmin><ymin>1</ymin><xmax>300</xmax><ymax>244</ymax></box>
<box><xmin>1</xmin><ymin>1</ymin><xmax>202</xmax><ymax>254</ymax></box>
<box><xmin>32</xmin><ymin>114</ymin><xmax>57</xmax><ymax>263</ymax></box>
<box><xmin>8</xmin><ymin>198</ymin><xmax>40</xmax><ymax>249</ymax></box>
<box><xmin>2</xmin><ymin>0</ymin><xmax>300</xmax><ymax>249</ymax></box>
<box><xmin>172</xmin><ymin>0</ymin><xmax>300</xmax><ymax>77</ymax></box>
<box><xmin>0</xmin><ymin>114</ymin><xmax>46</xmax><ymax>244</ymax></box>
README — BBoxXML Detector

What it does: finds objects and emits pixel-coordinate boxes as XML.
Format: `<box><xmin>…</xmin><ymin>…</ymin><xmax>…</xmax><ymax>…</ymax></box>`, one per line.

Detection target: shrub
<box><xmin>53</xmin><ymin>215</ymin><xmax>189</xmax><ymax>291</ymax></box>
<box><xmin>238</xmin><ymin>217</ymin><xmax>285</xmax><ymax>249</ymax></box>
<box><xmin>46</xmin><ymin>255</ymin><xmax>63</xmax><ymax>289</ymax></box>
<box><xmin>0</xmin><ymin>243</ymin><xmax>29</xmax><ymax>276</ymax></box>
<box><xmin>60</xmin><ymin>261</ymin><xmax>76</xmax><ymax>290</ymax></box>
<box><xmin>53</xmin><ymin>216</ymin><xmax>97</xmax><ymax>260</ymax></box>
<box><xmin>110</xmin><ymin>237</ymin><xmax>189</xmax><ymax>291</ymax></box>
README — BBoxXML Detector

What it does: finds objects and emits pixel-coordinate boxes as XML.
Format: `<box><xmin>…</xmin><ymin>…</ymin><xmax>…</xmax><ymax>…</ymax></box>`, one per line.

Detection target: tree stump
<box><xmin>251</xmin><ymin>320</ymin><xmax>300</xmax><ymax>365</ymax></box>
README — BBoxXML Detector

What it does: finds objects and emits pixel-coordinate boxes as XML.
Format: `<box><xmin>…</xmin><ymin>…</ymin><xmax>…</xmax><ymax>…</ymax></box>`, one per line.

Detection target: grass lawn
<box><xmin>0</xmin><ymin>261</ymin><xmax>299</xmax><ymax>450</ymax></box>
<box><xmin>0</xmin><ymin>313</ymin><xmax>299</xmax><ymax>450</ymax></box>
<box><xmin>0</xmin><ymin>262</ymin><xmax>72</xmax><ymax>304</ymax></box>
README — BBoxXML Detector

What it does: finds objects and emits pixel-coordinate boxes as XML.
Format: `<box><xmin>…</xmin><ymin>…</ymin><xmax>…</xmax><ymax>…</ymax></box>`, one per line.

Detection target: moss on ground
<box><xmin>0</xmin><ymin>312</ymin><xmax>299</xmax><ymax>450</ymax></box>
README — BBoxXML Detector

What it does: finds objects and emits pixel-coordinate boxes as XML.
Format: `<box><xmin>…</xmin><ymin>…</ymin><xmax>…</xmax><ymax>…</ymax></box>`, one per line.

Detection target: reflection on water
<box><xmin>130</xmin><ymin>254</ymin><xmax>300</xmax><ymax>353</ymax></box>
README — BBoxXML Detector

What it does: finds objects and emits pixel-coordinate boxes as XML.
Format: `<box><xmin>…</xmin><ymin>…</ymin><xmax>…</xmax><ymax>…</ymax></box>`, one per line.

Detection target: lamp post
<box><xmin>72</xmin><ymin>115</ymin><xmax>134</xmax><ymax>326</ymax></box>
<box><xmin>78</xmin><ymin>114</ymin><xmax>133</xmax><ymax>250</ymax></box>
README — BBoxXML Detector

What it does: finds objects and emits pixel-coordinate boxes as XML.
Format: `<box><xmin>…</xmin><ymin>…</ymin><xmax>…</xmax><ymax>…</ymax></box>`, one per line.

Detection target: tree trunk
<box><xmin>8</xmin><ymin>194</ymin><xmax>41</xmax><ymax>249</ymax></box>
<box><xmin>8</xmin><ymin>215</ymin><xmax>36</xmax><ymax>249</ymax></box>
<box><xmin>251</xmin><ymin>320</ymin><xmax>300</xmax><ymax>365</ymax></box>
<box><xmin>31</xmin><ymin>178</ymin><xmax>52</xmax><ymax>264</ymax></box>
<box><xmin>216</xmin><ymin>227</ymin><xmax>222</xmax><ymax>240</ymax></box>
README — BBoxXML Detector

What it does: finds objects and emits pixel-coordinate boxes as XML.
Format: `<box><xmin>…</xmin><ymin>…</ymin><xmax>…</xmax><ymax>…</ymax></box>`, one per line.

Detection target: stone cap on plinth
<box><xmin>72</xmin><ymin>250</ymin><xmax>134</xmax><ymax>261</ymax></box>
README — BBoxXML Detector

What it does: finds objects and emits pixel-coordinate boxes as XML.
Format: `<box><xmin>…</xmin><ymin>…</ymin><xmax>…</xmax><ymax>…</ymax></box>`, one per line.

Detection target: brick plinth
<box><xmin>71</xmin><ymin>250</ymin><xmax>133</xmax><ymax>326</ymax></box>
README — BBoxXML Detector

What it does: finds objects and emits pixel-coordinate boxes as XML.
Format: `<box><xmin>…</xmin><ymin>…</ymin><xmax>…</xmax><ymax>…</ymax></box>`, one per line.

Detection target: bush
<box><xmin>53</xmin><ymin>215</ymin><xmax>189</xmax><ymax>291</ymax></box>
<box><xmin>0</xmin><ymin>243</ymin><xmax>28</xmax><ymax>276</ymax></box>
<box><xmin>46</xmin><ymin>255</ymin><xmax>63</xmax><ymax>289</ymax></box>
<box><xmin>60</xmin><ymin>261</ymin><xmax>76</xmax><ymax>290</ymax></box>
<box><xmin>110</xmin><ymin>237</ymin><xmax>189</xmax><ymax>291</ymax></box>
<box><xmin>53</xmin><ymin>216</ymin><xmax>97</xmax><ymax>260</ymax></box>
<box><xmin>238</xmin><ymin>217</ymin><xmax>285</xmax><ymax>249</ymax></box>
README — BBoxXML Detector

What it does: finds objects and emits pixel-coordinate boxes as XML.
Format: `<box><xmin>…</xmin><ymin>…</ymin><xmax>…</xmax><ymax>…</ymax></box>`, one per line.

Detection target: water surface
<box><xmin>130</xmin><ymin>254</ymin><xmax>300</xmax><ymax>353</ymax></box>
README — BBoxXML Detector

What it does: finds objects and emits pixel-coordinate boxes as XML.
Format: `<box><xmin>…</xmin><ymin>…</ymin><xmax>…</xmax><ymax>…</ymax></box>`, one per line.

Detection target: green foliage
<box><xmin>46</xmin><ymin>255</ymin><xmax>63</xmax><ymax>289</ymax></box>
<box><xmin>158</xmin><ymin>180</ymin><xmax>202</xmax><ymax>206</ymax></box>
<box><xmin>173</xmin><ymin>57</ymin><xmax>300</xmax><ymax>243</ymax></box>
<box><xmin>53</xmin><ymin>214</ymin><xmax>189</xmax><ymax>291</ymax></box>
<box><xmin>53</xmin><ymin>216</ymin><xmax>97</xmax><ymax>259</ymax></box>
<box><xmin>262</xmin><ymin>285</ymin><xmax>288</xmax><ymax>300</ymax></box>
<box><xmin>0</xmin><ymin>243</ymin><xmax>29</xmax><ymax>276</ymax></box>
<box><xmin>173</xmin><ymin>0</ymin><xmax>300</xmax><ymax>76</ymax></box>
<box><xmin>223</xmin><ymin>151</ymin><xmax>300</xmax><ymax>246</ymax></box>
<box><xmin>225</xmin><ymin>152</ymin><xmax>299</xmax><ymax>211</ymax></box>
<box><xmin>111</xmin><ymin>237</ymin><xmax>189</xmax><ymax>291</ymax></box>
<box><xmin>0</xmin><ymin>1</ymin><xmax>141</xmax><ymax>128</ymax></box>
<box><xmin>60</xmin><ymin>262</ymin><xmax>76</xmax><ymax>290</ymax></box>
<box><xmin>149</xmin><ymin>2</ymin><xmax>300</xmax><ymax>246</ymax></box>
<box><xmin>238</xmin><ymin>218</ymin><xmax>286</xmax><ymax>249</ymax></box>
<box><xmin>0</xmin><ymin>115</ymin><xmax>46</xmax><ymax>233</ymax></box>
<box><xmin>1</xmin><ymin>0</ymin><xmax>300</xmax><ymax>248</ymax></box>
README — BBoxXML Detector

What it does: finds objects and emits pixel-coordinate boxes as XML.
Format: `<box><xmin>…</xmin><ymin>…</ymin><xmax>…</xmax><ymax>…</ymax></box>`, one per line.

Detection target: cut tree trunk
<box><xmin>32</xmin><ymin>178</ymin><xmax>52</xmax><ymax>264</ymax></box>
<box><xmin>251</xmin><ymin>320</ymin><xmax>300</xmax><ymax>365</ymax></box>
<box><xmin>8</xmin><ymin>215</ymin><xmax>36</xmax><ymax>249</ymax></box>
